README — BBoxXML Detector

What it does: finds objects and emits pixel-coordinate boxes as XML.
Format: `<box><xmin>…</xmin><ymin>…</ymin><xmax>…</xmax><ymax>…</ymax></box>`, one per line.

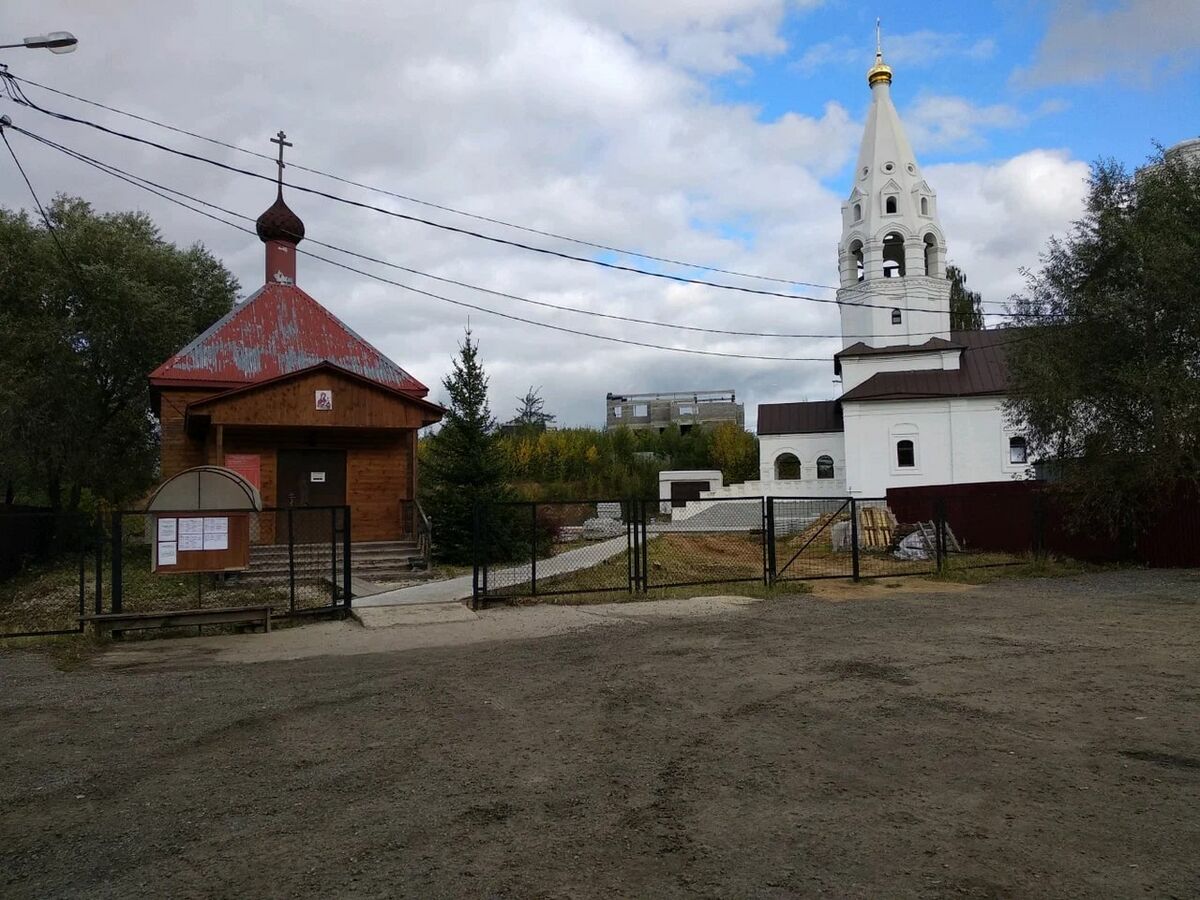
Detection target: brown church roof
<box><xmin>840</xmin><ymin>329</ymin><xmax>1012</xmax><ymax>402</ymax></box>
<box><xmin>150</xmin><ymin>283</ymin><xmax>428</xmax><ymax>396</ymax></box>
<box><xmin>834</xmin><ymin>336</ymin><xmax>962</xmax><ymax>373</ymax></box>
<box><xmin>757</xmin><ymin>399</ymin><xmax>844</xmax><ymax>435</ymax></box>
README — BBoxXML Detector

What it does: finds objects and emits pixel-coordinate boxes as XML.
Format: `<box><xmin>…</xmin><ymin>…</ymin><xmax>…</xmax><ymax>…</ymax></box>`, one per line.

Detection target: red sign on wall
<box><xmin>224</xmin><ymin>453</ymin><xmax>261</xmax><ymax>490</ymax></box>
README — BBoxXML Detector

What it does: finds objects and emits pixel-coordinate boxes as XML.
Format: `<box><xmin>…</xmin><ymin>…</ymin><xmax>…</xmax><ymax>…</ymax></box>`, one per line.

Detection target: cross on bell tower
<box><xmin>270</xmin><ymin>130</ymin><xmax>292</xmax><ymax>193</ymax></box>
<box><xmin>256</xmin><ymin>129</ymin><xmax>305</xmax><ymax>285</ymax></box>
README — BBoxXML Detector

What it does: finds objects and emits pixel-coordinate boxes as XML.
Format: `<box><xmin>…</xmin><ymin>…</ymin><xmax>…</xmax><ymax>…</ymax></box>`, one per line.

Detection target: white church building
<box><xmin>686</xmin><ymin>40</ymin><xmax>1028</xmax><ymax>507</ymax></box>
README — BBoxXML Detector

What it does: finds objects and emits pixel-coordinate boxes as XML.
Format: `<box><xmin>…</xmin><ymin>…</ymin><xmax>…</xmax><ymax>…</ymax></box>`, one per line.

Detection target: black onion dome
<box><xmin>255</xmin><ymin>190</ymin><xmax>305</xmax><ymax>244</ymax></box>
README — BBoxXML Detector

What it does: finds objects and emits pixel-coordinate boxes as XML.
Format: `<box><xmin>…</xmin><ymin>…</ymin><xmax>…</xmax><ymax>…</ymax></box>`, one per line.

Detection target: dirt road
<box><xmin>3</xmin><ymin>571</ymin><xmax>1199</xmax><ymax>898</ymax></box>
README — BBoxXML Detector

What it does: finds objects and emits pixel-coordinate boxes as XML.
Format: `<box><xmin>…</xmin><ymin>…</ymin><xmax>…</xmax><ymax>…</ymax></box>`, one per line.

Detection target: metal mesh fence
<box><xmin>476</xmin><ymin>500</ymin><xmax>636</xmax><ymax>600</ymax></box>
<box><xmin>109</xmin><ymin>507</ymin><xmax>347</xmax><ymax>620</ymax></box>
<box><xmin>644</xmin><ymin>497</ymin><xmax>765</xmax><ymax>590</ymax></box>
<box><xmin>0</xmin><ymin>511</ymin><xmax>98</xmax><ymax>637</ymax></box>
<box><xmin>771</xmin><ymin>497</ymin><xmax>855</xmax><ymax>582</ymax></box>
<box><xmin>852</xmin><ymin>498</ymin><xmax>939</xmax><ymax>578</ymax></box>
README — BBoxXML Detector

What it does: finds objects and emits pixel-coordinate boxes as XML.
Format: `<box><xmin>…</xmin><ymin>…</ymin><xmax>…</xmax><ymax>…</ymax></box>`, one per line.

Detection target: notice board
<box><xmin>152</xmin><ymin>512</ymin><xmax>251</xmax><ymax>573</ymax></box>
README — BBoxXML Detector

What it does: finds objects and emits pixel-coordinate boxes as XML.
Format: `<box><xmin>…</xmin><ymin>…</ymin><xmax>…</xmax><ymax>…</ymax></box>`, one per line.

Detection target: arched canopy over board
<box><xmin>146</xmin><ymin>466</ymin><xmax>263</xmax><ymax>513</ymax></box>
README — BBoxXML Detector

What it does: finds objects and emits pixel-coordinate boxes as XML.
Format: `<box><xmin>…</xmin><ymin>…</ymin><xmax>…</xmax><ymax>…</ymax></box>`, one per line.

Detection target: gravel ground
<box><xmin>2</xmin><ymin>570</ymin><xmax>1199</xmax><ymax>899</ymax></box>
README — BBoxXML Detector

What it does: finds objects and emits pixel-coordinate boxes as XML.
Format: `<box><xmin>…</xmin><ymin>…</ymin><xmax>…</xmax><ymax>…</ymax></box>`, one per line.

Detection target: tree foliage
<box><xmin>511</xmin><ymin>385</ymin><xmax>556</xmax><ymax>432</ymax></box>
<box><xmin>419</xmin><ymin>332</ymin><xmax>516</xmax><ymax>563</ymax></box>
<box><xmin>497</xmin><ymin>421</ymin><xmax>759</xmax><ymax>500</ymax></box>
<box><xmin>1005</xmin><ymin>150</ymin><xmax>1200</xmax><ymax>536</ymax></box>
<box><xmin>0</xmin><ymin>196</ymin><xmax>237</xmax><ymax>508</ymax></box>
<box><xmin>947</xmin><ymin>263</ymin><xmax>984</xmax><ymax>332</ymax></box>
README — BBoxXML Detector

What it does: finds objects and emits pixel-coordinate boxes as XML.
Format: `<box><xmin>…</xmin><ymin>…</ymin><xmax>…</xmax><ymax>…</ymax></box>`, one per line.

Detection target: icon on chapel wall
<box><xmin>315</xmin><ymin>389</ymin><xmax>333</xmax><ymax>411</ymax></box>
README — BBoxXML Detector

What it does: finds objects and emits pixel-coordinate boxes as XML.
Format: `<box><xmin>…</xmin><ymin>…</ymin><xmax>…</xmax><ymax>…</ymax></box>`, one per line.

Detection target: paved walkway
<box><xmin>354</xmin><ymin>534</ymin><xmax>630</xmax><ymax>608</ymax></box>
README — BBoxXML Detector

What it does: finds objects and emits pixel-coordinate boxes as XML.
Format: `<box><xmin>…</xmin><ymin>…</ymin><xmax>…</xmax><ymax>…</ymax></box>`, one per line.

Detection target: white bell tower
<box><xmin>837</xmin><ymin>23</ymin><xmax>951</xmax><ymax>349</ymax></box>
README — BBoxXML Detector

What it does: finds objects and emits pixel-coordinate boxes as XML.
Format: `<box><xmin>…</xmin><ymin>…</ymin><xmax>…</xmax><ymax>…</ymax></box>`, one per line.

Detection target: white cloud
<box><xmin>1</xmin><ymin>1</ymin><xmax>1086</xmax><ymax>430</ymax></box>
<box><xmin>1018</xmin><ymin>0</ymin><xmax>1200</xmax><ymax>87</ymax></box>
<box><xmin>928</xmin><ymin>150</ymin><xmax>1090</xmax><ymax>305</ymax></box>
<box><xmin>904</xmin><ymin>95</ymin><xmax>1029</xmax><ymax>151</ymax></box>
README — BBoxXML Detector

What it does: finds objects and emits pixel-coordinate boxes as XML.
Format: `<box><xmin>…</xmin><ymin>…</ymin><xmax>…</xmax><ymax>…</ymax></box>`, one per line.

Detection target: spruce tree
<box><xmin>421</xmin><ymin>331</ymin><xmax>515</xmax><ymax>563</ymax></box>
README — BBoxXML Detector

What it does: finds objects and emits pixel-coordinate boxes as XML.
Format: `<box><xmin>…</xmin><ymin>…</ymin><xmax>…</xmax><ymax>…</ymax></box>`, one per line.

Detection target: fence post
<box><xmin>850</xmin><ymin>498</ymin><xmax>861</xmax><ymax>582</ymax></box>
<box><xmin>765</xmin><ymin>498</ymin><xmax>777</xmax><ymax>586</ymax></box>
<box><xmin>94</xmin><ymin>521</ymin><xmax>104</xmax><ymax>616</ymax></box>
<box><xmin>643</xmin><ymin>501</ymin><xmax>652</xmax><ymax>592</ymax></box>
<box><xmin>330</xmin><ymin>506</ymin><xmax>338</xmax><ymax>606</ymax></box>
<box><xmin>530</xmin><ymin>502</ymin><xmax>538</xmax><ymax>597</ymax></box>
<box><xmin>110</xmin><ymin>511</ymin><xmax>123</xmax><ymax>614</ymax></box>
<box><xmin>627</xmin><ymin>500</ymin><xmax>639</xmax><ymax>594</ymax></box>
<box><xmin>934</xmin><ymin>498</ymin><xmax>947</xmax><ymax>573</ymax></box>
<box><xmin>471</xmin><ymin>501</ymin><xmax>480</xmax><ymax>609</ymax></box>
<box><xmin>342</xmin><ymin>506</ymin><xmax>352</xmax><ymax>612</ymax></box>
<box><xmin>287</xmin><ymin>507</ymin><xmax>296</xmax><ymax>614</ymax></box>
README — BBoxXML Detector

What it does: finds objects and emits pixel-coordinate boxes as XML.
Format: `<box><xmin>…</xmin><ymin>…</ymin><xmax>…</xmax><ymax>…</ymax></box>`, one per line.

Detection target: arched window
<box><xmin>849</xmin><ymin>239</ymin><xmax>864</xmax><ymax>283</ymax></box>
<box><xmin>896</xmin><ymin>439</ymin><xmax>915</xmax><ymax>468</ymax></box>
<box><xmin>923</xmin><ymin>233</ymin><xmax>937</xmax><ymax>277</ymax></box>
<box><xmin>882</xmin><ymin>232</ymin><xmax>905</xmax><ymax>278</ymax></box>
<box><xmin>920</xmin><ymin>196</ymin><xmax>929</xmax><ymax>216</ymax></box>
<box><xmin>816</xmin><ymin>455</ymin><xmax>835</xmax><ymax>479</ymax></box>
<box><xmin>775</xmin><ymin>452</ymin><xmax>802</xmax><ymax>480</ymax></box>
<box><xmin>891</xmin><ymin>308</ymin><xmax>902</xmax><ymax>325</ymax></box>
<box><xmin>853</xmin><ymin>202</ymin><xmax>862</xmax><ymax>221</ymax></box>
<box><xmin>1009</xmin><ymin>436</ymin><xmax>1028</xmax><ymax>464</ymax></box>
<box><xmin>885</xmin><ymin>195</ymin><xmax>898</xmax><ymax>214</ymax></box>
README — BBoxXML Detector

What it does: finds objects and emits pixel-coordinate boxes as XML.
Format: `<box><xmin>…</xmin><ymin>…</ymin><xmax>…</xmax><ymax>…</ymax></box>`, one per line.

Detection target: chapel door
<box><xmin>277</xmin><ymin>449</ymin><xmax>347</xmax><ymax>509</ymax></box>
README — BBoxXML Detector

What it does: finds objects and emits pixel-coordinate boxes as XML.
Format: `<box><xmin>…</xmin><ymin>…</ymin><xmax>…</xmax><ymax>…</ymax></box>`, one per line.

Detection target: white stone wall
<box><xmin>758</xmin><ymin>432</ymin><xmax>847</xmax><ymax>495</ymax></box>
<box><xmin>841</xmin><ymin>396</ymin><xmax>1028</xmax><ymax>496</ymax></box>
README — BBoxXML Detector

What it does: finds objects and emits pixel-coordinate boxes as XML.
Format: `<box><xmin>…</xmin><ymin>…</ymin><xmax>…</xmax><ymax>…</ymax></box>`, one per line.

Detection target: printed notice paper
<box><xmin>178</xmin><ymin>517</ymin><xmax>204</xmax><ymax>551</ymax></box>
<box><xmin>157</xmin><ymin>517</ymin><xmax>177</xmax><ymax>542</ymax></box>
<box><xmin>158</xmin><ymin>542</ymin><xmax>178</xmax><ymax>566</ymax></box>
<box><xmin>203</xmin><ymin>517</ymin><xmax>229</xmax><ymax>551</ymax></box>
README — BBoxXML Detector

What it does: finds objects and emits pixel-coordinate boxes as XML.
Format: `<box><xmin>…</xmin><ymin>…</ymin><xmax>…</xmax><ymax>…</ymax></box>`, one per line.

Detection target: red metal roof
<box><xmin>149</xmin><ymin>283</ymin><xmax>429</xmax><ymax>396</ymax></box>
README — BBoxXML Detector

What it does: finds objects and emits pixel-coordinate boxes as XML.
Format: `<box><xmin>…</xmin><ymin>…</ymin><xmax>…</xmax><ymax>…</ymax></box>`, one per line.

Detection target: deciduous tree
<box><xmin>1005</xmin><ymin>149</ymin><xmax>1200</xmax><ymax>536</ymax></box>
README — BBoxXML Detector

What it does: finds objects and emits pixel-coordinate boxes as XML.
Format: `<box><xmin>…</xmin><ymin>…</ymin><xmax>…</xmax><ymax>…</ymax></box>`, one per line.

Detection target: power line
<box><xmin>0</xmin><ymin>122</ymin><xmax>84</xmax><ymax>284</ymax></box>
<box><xmin>0</xmin><ymin>79</ymin><xmax>1040</xmax><ymax>319</ymax></box>
<box><xmin>7</xmin><ymin>72</ymin><xmax>1020</xmax><ymax>313</ymax></box>
<box><xmin>23</xmin><ymin>126</ymin><xmax>1017</xmax><ymax>352</ymax></box>
<box><xmin>4</xmin><ymin>71</ymin><xmax>842</xmax><ymax>291</ymax></box>
<box><xmin>8</xmin><ymin>128</ymin><xmax>840</xmax><ymax>363</ymax></box>
<box><xmin>21</xmin><ymin>124</ymin><xmax>1011</xmax><ymax>345</ymax></box>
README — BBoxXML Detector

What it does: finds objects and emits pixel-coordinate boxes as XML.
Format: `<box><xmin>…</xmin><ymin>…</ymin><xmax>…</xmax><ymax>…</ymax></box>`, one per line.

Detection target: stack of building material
<box><xmin>858</xmin><ymin>506</ymin><xmax>896</xmax><ymax>549</ymax></box>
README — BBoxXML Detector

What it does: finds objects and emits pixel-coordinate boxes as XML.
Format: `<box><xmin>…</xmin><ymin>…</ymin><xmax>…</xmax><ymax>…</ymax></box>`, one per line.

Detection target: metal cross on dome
<box><xmin>270</xmin><ymin>130</ymin><xmax>292</xmax><ymax>189</ymax></box>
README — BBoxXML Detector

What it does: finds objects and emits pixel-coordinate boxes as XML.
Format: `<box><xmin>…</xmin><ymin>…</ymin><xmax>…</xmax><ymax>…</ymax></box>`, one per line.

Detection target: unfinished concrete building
<box><xmin>605</xmin><ymin>390</ymin><xmax>744</xmax><ymax>433</ymax></box>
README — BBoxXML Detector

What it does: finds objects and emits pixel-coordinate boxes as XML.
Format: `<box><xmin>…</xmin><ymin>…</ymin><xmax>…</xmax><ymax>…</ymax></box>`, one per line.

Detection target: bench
<box><xmin>81</xmin><ymin>605</ymin><xmax>272</xmax><ymax>637</ymax></box>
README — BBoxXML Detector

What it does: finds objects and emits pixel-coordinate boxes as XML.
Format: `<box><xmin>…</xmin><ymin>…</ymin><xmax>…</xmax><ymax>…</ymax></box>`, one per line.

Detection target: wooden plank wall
<box><xmin>199</xmin><ymin>369</ymin><xmax>433</xmax><ymax>429</ymax></box>
<box><xmin>222</xmin><ymin>428</ymin><xmax>410</xmax><ymax>543</ymax></box>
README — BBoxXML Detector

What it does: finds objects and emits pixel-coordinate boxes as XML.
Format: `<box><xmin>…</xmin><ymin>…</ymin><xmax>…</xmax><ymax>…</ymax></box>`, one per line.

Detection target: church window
<box><xmin>816</xmin><ymin>455</ymin><xmax>835</xmax><ymax>479</ymax></box>
<box><xmin>884</xmin><ymin>161</ymin><xmax>895</xmax><ymax>173</ymax></box>
<box><xmin>775</xmin><ymin>453</ymin><xmax>802</xmax><ymax>481</ymax></box>
<box><xmin>853</xmin><ymin>202</ymin><xmax>862</xmax><ymax>222</ymax></box>
<box><xmin>1009</xmin><ymin>436</ymin><xmax>1028</xmax><ymax>465</ymax></box>
<box><xmin>849</xmin><ymin>239</ymin><xmax>864</xmax><ymax>283</ymax></box>
<box><xmin>891</xmin><ymin>308</ymin><xmax>902</xmax><ymax>325</ymax></box>
<box><xmin>882</xmin><ymin>232</ymin><xmax>905</xmax><ymax>278</ymax></box>
<box><xmin>896</xmin><ymin>440</ymin><xmax>915</xmax><ymax>468</ymax></box>
<box><xmin>923</xmin><ymin>233</ymin><xmax>938</xmax><ymax>277</ymax></box>
<box><xmin>920</xmin><ymin>196</ymin><xmax>929</xmax><ymax>216</ymax></box>
<box><xmin>885</xmin><ymin>195</ymin><xmax>898</xmax><ymax>214</ymax></box>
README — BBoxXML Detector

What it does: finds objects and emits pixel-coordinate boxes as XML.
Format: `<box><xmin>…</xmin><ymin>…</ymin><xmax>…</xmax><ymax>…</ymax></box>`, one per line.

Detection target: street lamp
<box><xmin>0</xmin><ymin>32</ymin><xmax>78</xmax><ymax>54</ymax></box>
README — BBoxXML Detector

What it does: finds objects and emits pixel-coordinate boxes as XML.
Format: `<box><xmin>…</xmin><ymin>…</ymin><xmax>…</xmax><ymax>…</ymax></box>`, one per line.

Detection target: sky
<box><xmin>2</xmin><ymin>0</ymin><xmax>1197</xmax><ymax>430</ymax></box>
